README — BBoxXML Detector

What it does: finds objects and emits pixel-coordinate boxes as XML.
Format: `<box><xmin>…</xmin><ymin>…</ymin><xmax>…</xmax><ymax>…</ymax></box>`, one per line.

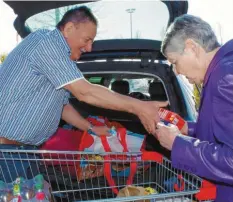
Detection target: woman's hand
<box><xmin>154</xmin><ymin>122</ymin><xmax>181</xmax><ymax>150</ymax></box>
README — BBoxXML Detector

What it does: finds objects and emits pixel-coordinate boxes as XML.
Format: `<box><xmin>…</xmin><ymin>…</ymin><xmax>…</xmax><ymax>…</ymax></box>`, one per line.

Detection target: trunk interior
<box><xmin>59</xmin><ymin>60</ymin><xmax>188</xmax><ymax>159</ymax></box>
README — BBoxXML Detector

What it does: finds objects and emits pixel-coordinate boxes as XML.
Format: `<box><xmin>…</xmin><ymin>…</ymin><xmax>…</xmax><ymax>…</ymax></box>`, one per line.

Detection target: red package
<box><xmin>158</xmin><ymin>108</ymin><xmax>185</xmax><ymax>130</ymax></box>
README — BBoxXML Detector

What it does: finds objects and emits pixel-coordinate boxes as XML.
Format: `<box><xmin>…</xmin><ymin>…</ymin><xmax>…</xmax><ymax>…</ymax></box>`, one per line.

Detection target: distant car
<box><xmin>5</xmin><ymin>0</ymin><xmax>198</xmax><ymax>156</ymax></box>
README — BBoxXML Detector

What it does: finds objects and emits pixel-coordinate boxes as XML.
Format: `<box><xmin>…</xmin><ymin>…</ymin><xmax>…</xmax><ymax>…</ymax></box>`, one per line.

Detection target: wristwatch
<box><xmin>87</xmin><ymin>124</ymin><xmax>94</xmax><ymax>134</ymax></box>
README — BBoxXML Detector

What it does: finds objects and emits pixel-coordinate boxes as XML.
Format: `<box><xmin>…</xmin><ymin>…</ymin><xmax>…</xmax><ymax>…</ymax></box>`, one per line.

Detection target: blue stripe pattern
<box><xmin>0</xmin><ymin>29</ymin><xmax>83</xmax><ymax>145</ymax></box>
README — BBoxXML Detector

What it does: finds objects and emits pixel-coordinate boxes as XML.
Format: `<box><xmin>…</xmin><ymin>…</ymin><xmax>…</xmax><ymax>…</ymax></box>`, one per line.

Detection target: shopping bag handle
<box><xmin>173</xmin><ymin>174</ymin><xmax>185</xmax><ymax>191</ymax></box>
<box><xmin>100</xmin><ymin>128</ymin><xmax>128</xmax><ymax>152</ymax></box>
<box><xmin>104</xmin><ymin>155</ymin><xmax>119</xmax><ymax>194</ymax></box>
<box><xmin>101</xmin><ymin>128</ymin><xmax>137</xmax><ymax>194</ymax></box>
<box><xmin>103</xmin><ymin>156</ymin><xmax>137</xmax><ymax>195</ymax></box>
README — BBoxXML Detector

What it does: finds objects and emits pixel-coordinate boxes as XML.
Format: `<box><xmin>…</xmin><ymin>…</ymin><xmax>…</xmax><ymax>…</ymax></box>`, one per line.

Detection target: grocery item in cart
<box><xmin>0</xmin><ymin>180</ymin><xmax>14</xmax><ymax>202</ymax></box>
<box><xmin>117</xmin><ymin>185</ymin><xmax>156</xmax><ymax>202</ymax></box>
<box><xmin>117</xmin><ymin>185</ymin><xmax>192</xmax><ymax>202</ymax></box>
<box><xmin>0</xmin><ymin>175</ymin><xmax>52</xmax><ymax>202</ymax></box>
<box><xmin>34</xmin><ymin>174</ymin><xmax>47</xmax><ymax>201</ymax></box>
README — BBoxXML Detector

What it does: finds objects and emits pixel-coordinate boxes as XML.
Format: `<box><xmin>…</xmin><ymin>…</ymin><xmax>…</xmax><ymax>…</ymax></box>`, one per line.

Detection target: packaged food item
<box><xmin>117</xmin><ymin>185</ymin><xmax>157</xmax><ymax>202</ymax></box>
<box><xmin>145</xmin><ymin>187</ymin><xmax>156</xmax><ymax>195</ymax></box>
<box><xmin>158</xmin><ymin>108</ymin><xmax>185</xmax><ymax>130</ymax></box>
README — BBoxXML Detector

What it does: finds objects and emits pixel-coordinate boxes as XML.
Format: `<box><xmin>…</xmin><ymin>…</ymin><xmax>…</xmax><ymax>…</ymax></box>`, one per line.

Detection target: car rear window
<box><xmin>26</xmin><ymin>1</ymin><xmax>169</xmax><ymax>41</ymax></box>
<box><xmin>86</xmin><ymin>73</ymin><xmax>167</xmax><ymax>102</ymax></box>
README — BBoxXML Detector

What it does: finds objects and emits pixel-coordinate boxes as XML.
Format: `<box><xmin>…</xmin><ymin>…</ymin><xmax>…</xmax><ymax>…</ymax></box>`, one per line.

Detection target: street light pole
<box><xmin>55</xmin><ymin>8</ymin><xmax>60</xmax><ymax>24</ymax></box>
<box><xmin>126</xmin><ymin>8</ymin><xmax>136</xmax><ymax>39</ymax></box>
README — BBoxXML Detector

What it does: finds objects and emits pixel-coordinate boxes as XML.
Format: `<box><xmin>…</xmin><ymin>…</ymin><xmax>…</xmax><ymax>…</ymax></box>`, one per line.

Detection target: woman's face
<box><xmin>166</xmin><ymin>40</ymin><xmax>207</xmax><ymax>85</ymax></box>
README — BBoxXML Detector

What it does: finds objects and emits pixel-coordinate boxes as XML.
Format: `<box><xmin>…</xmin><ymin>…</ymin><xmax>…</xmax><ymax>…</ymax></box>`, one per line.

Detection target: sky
<box><xmin>1</xmin><ymin>0</ymin><xmax>233</xmax><ymax>54</ymax></box>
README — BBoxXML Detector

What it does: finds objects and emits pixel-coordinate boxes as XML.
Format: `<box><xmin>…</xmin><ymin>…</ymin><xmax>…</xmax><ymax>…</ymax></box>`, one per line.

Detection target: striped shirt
<box><xmin>0</xmin><ymin>29</ymin><xmax>83</xmax><ymax>145</ymax></box>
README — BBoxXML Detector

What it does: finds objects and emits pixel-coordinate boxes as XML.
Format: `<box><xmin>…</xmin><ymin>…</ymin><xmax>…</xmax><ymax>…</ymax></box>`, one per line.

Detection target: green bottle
<box><xmin>34</xmin><ymin>174</ymin><xmax>46</xmax><ymax>201</ymax></box>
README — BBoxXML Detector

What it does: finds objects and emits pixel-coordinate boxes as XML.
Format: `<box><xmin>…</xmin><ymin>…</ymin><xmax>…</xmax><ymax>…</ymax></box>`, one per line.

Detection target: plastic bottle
<box><xmin>13</xmin><ymin>177</ymin><xmax>24</xmax><ymax>202</ymax></box>
<box><xmin>0</xmin><ymin>181</ymin><xmax>6</xmax><ymax>201</ymax></box>
<box><xmin>34</xmin><ymin>174</ymin><xmax>47</xmax><ymax>201</ymax></box>
<box><xmin>21</xmin><ymin>179</ymin><xmax>35</xmax><ymax>201</ymax></box>
<box><xmin>0</xmin><ymin>180</ymin><xmax>11</xmax><ymax>202</ymax></box>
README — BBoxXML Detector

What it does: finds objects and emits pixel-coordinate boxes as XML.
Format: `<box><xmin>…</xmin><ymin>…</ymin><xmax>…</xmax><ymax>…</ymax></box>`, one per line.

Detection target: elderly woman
<box><xmin>155</xmin><ymin>14</ymin><xmax>233</xmax><ymax>202</ymax></box>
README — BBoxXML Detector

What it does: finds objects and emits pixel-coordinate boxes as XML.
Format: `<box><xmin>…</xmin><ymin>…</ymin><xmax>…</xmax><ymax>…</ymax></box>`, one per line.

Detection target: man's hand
<box><xmin>64</xmin><ymin>79</ymin><xmax>168</xmax><ymax>134</ymax></box>
<box><xmin>154</xmin><ymin>122</ymin><xmax>181</xmax><ymax>150</ymax></box>
<box><xmin>136</xmin><ymin>101</ymin><xmax>169</xmax><ymax>134</ymax></box>
<box><xmin>92</xmin><ymin>126</ymin><xmax>111</xmax><ymax>136</ymax></box>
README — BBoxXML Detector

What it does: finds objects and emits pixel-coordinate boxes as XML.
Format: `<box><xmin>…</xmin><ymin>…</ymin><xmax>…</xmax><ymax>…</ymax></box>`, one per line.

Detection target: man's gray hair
<box><xmin>161</xmin><ymin>14</ymin><xmax>220</xmax><ymax>56</ymax></box>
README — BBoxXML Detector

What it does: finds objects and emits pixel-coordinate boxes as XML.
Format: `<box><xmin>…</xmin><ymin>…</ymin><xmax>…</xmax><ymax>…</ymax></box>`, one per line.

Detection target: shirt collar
<box><xmin>203</xmin><ymin>39</ymin><xmax>233</xmax><ymax>86</ymax></box>
<box><xmin>53</xmin><ymin>28</ymin><xmax>71</xmax><ymax>55</ymax></box>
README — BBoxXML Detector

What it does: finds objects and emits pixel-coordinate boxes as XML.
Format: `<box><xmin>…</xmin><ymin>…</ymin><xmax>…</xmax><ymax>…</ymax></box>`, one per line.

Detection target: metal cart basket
<box><xmin>0</xmin><ymin>149</ymin><xmax>216</xmax><ymax>202</ymax></box>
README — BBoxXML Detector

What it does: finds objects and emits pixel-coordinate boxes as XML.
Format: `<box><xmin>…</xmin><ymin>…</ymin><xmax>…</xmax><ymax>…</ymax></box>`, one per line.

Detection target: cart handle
<box><xmin>195</xmin><ymin>180</ymin><xmax>216</xmax><ymax>200</ymax></box>
<box><xmin>173</xmin><ymin>175</ymin><xmax>216</xmax><ymax>200</ymax></box>
<box><xmin>141</xmin><ymin>151</ymin><xmax>163</xmax><ymax>163</ymax></box>
<box><xmin>141</xmin><ymin>151</ymin><xmax>216</xmax><ymax>200</ymax></box>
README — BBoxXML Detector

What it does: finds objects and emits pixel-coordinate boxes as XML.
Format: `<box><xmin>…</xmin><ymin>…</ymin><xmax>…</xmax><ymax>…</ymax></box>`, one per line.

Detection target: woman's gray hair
<box><xmin>161</xmin><ymin>14</ymin><xmax>220</xmax><ymax>56</ymax></box>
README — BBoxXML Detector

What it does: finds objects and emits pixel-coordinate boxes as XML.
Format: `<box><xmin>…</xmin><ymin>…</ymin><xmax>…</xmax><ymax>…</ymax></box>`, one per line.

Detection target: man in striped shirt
<box><xmin>0</xmin><ymin>6</ymin><xmax>167</xmax><ymax>182</ymax></box>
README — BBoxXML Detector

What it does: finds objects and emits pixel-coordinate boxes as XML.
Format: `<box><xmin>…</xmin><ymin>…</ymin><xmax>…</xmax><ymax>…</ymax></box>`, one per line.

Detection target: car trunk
<box><xmin>58</xmin><ymin>40</ymin><xmax>189</xmax><ymax>158</ymax></box>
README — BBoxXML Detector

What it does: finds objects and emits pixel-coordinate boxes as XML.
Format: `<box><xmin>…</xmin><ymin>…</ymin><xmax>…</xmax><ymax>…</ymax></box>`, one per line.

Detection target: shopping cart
<box><xmin>0</xmin><ymin>149</ymin><xmax>216</xmax><ymax>202</ymax></box>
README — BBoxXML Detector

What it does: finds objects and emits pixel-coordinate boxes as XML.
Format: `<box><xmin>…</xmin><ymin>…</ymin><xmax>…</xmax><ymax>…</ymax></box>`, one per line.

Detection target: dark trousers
<box><xmin>0</xmin><ymin>144</ymin><xmax>39</xmax><ymax>183</ymax></box>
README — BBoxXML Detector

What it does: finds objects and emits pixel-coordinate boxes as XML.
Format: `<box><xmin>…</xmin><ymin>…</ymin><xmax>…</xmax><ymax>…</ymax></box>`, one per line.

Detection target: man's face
<box><xmin>166</xmin><ymin>40</ymin><xmax>206</xmax><ymax>85</ymax></box>
<box><xmin>63</xmin><ymin>21</ymin><xmax>97</xmax><ymax>60</ymax></box>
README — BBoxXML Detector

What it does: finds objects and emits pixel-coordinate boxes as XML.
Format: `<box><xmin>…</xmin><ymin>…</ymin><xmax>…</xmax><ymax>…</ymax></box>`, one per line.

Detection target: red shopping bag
<box><xmin>40</xmin><ymin>128</ymin><xmax>94</xmax><ymax>165</ymax></box>
<box><xmin>78</xmin><ymin>116</ymin><xmax>147</xmax><ymax>195</ymax></box>
<box><xmin>78</xmin><ymin>128</ymin><xmax>138</xmax><ymax>194</ymax></box>
<box><xmin>41</xmin><ymin>127</ymin><xmax>105</xmax><ymax>180</ymax></box>
<box><xmin>41</xmin><ymin>116</ymin><xmax>147</xmax><ymax>185</ymax></box>
<box><xmin>41</xmin><ymin>128</ymin><xmax>87</xmax><ymax>151</ymax></box>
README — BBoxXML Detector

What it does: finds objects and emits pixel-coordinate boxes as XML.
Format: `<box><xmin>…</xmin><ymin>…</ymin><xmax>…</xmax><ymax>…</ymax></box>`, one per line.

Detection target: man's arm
<box><xmin>62</xmin><ymin>104</ymin><xmax>91</xmax><ymax>131</ymax></box>
<box><xmin>64</xmin><ymin>79</ymin><xmax>168</xmax><ymax>134</ymax></box>
<box><xmin>62</xmin><ymin>104</ymin><xmax>110</xmax><ymax>136</ymax></box>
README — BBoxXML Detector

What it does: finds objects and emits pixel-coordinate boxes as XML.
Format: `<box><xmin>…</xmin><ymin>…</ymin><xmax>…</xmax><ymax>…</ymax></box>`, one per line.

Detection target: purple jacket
<box><xmin>171</xmin><ymin>40</ymin><xmax>233</xmax><ymax>202</ymax></box>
